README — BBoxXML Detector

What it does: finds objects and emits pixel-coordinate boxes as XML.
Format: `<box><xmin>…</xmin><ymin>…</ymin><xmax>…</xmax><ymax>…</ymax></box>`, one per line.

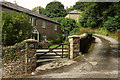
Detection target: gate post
<box><xmin>24</xmin><ymin>39</ymin><xmax>38</xmax><ymax>74</ymax></box>
<box><xmin>68</xmin><ymin>35</ymin><xmax>80</xmax><ymax>59</ymax></box>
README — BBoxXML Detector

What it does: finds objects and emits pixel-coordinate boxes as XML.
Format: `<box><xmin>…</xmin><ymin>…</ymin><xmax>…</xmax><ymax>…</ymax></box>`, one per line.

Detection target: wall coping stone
<box><xmin>24</xmin><ymin>39</ymin><xmax>38</xmax><ymax>43</ymax></box>
<box><xmin>68</xmin><ymin>33</ymin><xmax>88</xmax><ymax>39</ymax></box>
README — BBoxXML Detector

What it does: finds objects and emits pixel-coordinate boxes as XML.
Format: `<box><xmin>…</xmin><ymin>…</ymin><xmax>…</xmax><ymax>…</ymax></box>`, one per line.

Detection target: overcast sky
<box><xmin>1</xmin><ymin>0</ymin><xmax>79</xmax><ymax>10</ymax></box>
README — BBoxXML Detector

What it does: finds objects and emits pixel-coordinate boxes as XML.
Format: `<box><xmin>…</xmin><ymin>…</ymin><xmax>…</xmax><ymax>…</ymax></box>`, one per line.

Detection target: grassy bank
<box><xmin>76</xmin><ymin>27</ymin><xmax>120</xmax><ymax>41</ymax></box>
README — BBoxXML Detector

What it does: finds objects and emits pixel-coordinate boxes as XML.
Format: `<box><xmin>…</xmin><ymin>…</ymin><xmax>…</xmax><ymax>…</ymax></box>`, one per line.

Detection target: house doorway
<box><xmin>32</xmin><ymin>27</ymin><xmax>40</xmax><ymax>42</ymax></box>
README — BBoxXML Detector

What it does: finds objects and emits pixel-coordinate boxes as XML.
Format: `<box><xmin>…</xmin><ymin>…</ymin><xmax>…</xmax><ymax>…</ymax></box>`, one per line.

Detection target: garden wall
<box><xmin>2</xmin><ymin>39</ymin><xmax>37</xmax><ymax>78</ymax></box>
<box><xmin>68</xmin><ymin>33</ymin><xmax>95</xmax><ymax>59</ymax></box>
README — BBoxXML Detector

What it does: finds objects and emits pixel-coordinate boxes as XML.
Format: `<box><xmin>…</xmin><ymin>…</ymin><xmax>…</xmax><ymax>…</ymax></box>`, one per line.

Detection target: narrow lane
<box><xmin>29</xmin><ymin>34</ymin><xmax>119</xmax><ymax>78</ymax></box>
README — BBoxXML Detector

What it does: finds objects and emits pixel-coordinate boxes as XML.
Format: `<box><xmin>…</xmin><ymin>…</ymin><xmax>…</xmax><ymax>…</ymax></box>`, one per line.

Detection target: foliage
<box><xmin>2</xmin><ymin>41</ymin><xmax>26</xmax><ymax>63</ymax></box>
<box><xmin>98</xmin><ymin>27</ymin><xmax>109</xmax><ymax>36</ymax></box>
<box><xmin>32</xmin><ymin>6</ymin><xmax>45</xmax><ymax>14</ymax></box>
<box><xmin>44</xmin><ymin>1</ymin><xmax>67</xmax><ymax>18</ymax></box>
<box><xmin>103</xmin><ymin>16</ymin><xmax>118</xmax><ymax>31</ymax></box>
<box><xmin>53</xmin><ymin>17</ymin><xmax>79</xmax><ymax>37</ymax></box>
<box><xmin>1</xmin><ymin>11</ymin><xmax>33</xmax><ymax>46</ymax></box>
<box><xmin>66</xmin><ymin>6</ymin><xmax>74</xmax><ymax>14</ymax></box>
<box><xmin>76</xmin><ymin>27</ymin><xmax>93</xmax><ymax>35</ymax></box>
<box><xmin>79</xmin><ymin>2</ymin><xmax>120</xmax><ymax>31</ymax></box>
<box><xmin>38</xmin><ymin>40</ymin><xmax>51</xmax><ymax>48</ymax></box>
<box><xmin>48</xmin><ymin>33</ymin><xmax>65</xmax><ymax>44</ymax></box>
<box><xmin>73</xmin><ymin>2</ymin><xmax>91</xmax><ymax>11</ymax></box>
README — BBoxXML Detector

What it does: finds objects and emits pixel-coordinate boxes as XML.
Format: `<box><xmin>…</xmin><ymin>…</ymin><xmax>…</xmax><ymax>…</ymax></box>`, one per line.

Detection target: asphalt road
<box><xmin>30</xmin><ymin>34</ymin><xmax>119</xmax><ymax>78</ymax></box>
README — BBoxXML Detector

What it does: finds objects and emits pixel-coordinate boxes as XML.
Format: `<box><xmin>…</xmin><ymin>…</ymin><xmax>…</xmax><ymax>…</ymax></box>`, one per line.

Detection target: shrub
<box><xmin>38</xmin><ymin>40</ymin><xmax>51</xmax><ymax>48</ymax></box>
<box><xmin>48</xmin><ymin>33</ymin><xmax>65</xmax><ymax>44</ymax></box>
<box><xmin>76</xmin><ymin>27</ymin><xmax>93</xmax><ymax>35</ymax></box>
<box><xmin>103</xmin><ymin>16</ymin><xmax>119</xmax><ymax>31</ymax></box>
<box><xmin>1</xmin><ymin>11</ymin><xmax>33</xmax><ymax>46</ymax></box>
<box><xmin>52</xmin><ymin>17</ymin><xmax>79</xmax><ymax>37</ymax></box>
<box><xmin>2</xmin><ymin>41</ymin><xmax>26</xmax><ymax>63</ymax></box>
<box><xmin>98</xmin><ymin>27</ymin><xmax>109</xmax><ymax>36</ymax></box>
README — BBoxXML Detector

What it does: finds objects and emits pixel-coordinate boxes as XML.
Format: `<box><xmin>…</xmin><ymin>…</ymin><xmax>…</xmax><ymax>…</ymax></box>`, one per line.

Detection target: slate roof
<box><xmin>69</xmin><ymin>10</ymin><xmax>82</xmax><ymax>14</ymax></box>
<box><xmin>0</xmin><ymin>1</ymin><xmax>60</xmax><ymax>24</ymax></box>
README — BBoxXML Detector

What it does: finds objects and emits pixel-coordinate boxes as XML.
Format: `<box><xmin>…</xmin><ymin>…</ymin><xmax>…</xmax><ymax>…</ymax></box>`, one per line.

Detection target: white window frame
<box><xmin>35</xmin><ymin>19</ymin><xmax>37</xmax><ymax>26</ymax></box>
<box><xmin>32</xmin><ymin>27</ymin><xmax>39</xmax><ymax>42</ymax></box>
<box><xmin>29</xmin><ymin>17</ymin><xmax>34</xmax><ymax>26</ymax></box>
<box><xmin>42</xmin><ymin>20</ymin><xmax>45</xmax><ymax>28</ymax></box>
<box><xmin>54</xmin><ymin>24</ymin><xmax>57</xmax><ymax>31</ymax></box>
<box><xmin>29</xmin><ymin>17</ymin><xmax>32</xmax><ymax>23</ymax></box>
<box><xmin>32</xmin><ymin>18</ymin><xmax>34</xmax><ymax>26</ymax></box>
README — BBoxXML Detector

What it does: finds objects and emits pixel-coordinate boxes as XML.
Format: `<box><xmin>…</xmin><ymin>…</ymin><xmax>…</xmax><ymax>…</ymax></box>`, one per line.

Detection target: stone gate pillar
<box><xmin>68</xmin><ymin>35</ymin><xmax>80</xmax><ymax>59</ymax></box>
<box><xmin>24</xmin><ymin>39</ymin><xmax>38</xmax><ymax>74</ymax></box>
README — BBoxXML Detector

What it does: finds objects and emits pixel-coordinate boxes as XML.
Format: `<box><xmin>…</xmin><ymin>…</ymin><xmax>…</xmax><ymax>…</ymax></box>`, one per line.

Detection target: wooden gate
<box><xmin>36</xmin><ymin>43</ymin><xmax>70</xmax><ymax>59</ymax></box>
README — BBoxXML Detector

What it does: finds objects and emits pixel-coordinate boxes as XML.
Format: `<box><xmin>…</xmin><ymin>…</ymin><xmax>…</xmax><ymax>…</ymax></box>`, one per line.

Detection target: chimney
<box><xmin>35</xmin><ymin>8</ymin><xmax>40</xmax><ymax>14</ymax></box>
<box><xmin>14</xmin><ymin>0</ymin><xmax>17</xmax><ymax>5</ymax></box>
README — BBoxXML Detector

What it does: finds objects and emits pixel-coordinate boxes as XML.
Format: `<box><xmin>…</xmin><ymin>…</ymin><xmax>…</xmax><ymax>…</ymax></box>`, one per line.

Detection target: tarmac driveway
<box><xmin>28</xmin><ymin>34</ymin><xmax>120</xmax><ymax>78</ymax></box>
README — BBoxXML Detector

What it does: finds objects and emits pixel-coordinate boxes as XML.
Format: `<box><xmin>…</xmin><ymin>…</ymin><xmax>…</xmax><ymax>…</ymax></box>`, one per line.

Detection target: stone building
<box><xmin>1</xmin><ymin>1</ymin><xmax>62</xmax><ymax>42</ymax></box>
<box><xmin>65</xmin><ymin>10</ymin><xmax>82</xmax><ymax>22</ymax></box>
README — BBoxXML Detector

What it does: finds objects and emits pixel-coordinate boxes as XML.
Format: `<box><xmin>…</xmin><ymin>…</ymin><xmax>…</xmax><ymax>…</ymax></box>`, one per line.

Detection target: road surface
<box><xmin>29</xmin><ymin>34</ymin><xmax>120</xmax><ymax>78</ymax></box>
<box><xmin>1</xmin><ymin>34</ymin><xmax>119</xmax><ymax>79</ymax></box>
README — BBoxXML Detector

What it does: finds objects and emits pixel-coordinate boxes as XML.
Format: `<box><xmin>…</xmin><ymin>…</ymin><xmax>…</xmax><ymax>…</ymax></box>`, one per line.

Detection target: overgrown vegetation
<box><xmin>53</xmin><ymin>17</ymin><xmax>79</xmax><ymax>37</ymax></box>
<box><xmin>76</xmin><ymin>2</ymin><xmax>120</xmax><ymax>40</ymax></box>
<box><xmin>48</xmin><ymin>33</ymin><xmax>65</xmax><ymax>44</ymax></box>
<box><xmin>1</xmin><ymin>11</ymin><xmax>33</xmax><ymax>46</ymax></box>
<box><xmin>44</xmin><ymin>1</ymin><xmax>67</xmax><ymax>18</ymax></box>
<box><xmin>77</xmin><ymin>27</ymin><xmax>119</xmax><ymax>40</ymax></box>
<box><xmin>79</xmin><ymin>2</ymin><xmax>120</xmax><ymax>31</ymax></box>
<box><xmin>2</xmin><ymin>41</ymin><xmax>26</xmax><ymax>63</ymax></box>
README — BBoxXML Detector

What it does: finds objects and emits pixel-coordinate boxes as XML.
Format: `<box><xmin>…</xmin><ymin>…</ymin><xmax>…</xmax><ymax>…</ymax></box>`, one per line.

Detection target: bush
<box><xmin>2</xmin><ymin>41</ymin><xmax>26</xmax><ymax>63</ymax></box>
<box><xmin>48</xmin><ymin>33</ymin><xmax>65</xmax><ymax>44</ymax></box>
<box><xmin>38</xmin><ymin>40</ymin><xmax>51</xmax><ymax>48</ymax></box>
<box><xmin>103</xmin><ymin>16</ymin><xmax>119</xmax><ymax>31</ymax></box>
<box><xmin>76</xmin><ymin>27</ymin><xmax>93</xmax><ymax>35</ymax></box>
<box><xmin>1</xmin><ymin>11</ymin><xmax>33</xmax><ymax>46</ymax></box>
<box><xmin>53</xmin><ymin>17</ymin><xmax>79</xmax><ymax>37</ymax></box>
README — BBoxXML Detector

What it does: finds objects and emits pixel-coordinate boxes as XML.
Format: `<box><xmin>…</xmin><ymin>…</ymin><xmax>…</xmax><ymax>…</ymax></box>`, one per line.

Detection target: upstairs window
<box><xmin>29</xmin><ymin>17</ymin><xmax>34</xmax><ymax>26</ymax></box>
<box><xmin>54</xmin><ymin>24</ymin><xmax>57</xmax><ymax>31</ymax></box>
<box><xmin>35</xmin><ymin>19</ymin><xmax>37</xmax><ymax>26</ymax></box>
<box><xmin>42</xmin><ymin>20</ymin><xmax>45</xmax><ymax>28</ymax></box>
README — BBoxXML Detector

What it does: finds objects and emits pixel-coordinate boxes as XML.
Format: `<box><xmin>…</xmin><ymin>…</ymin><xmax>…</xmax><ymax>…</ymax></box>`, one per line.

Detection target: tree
<box><xmin>53</xmin><ymin>17</ymin><xmax>79</xmax><ymax>37</ymax></box>
<box><xmin>66</xmin><ymin>6</ymin><xmax>74</xmax><ymax>14</ymax></box>
<box><xmin>79</xmin><ymin>2</ymin><xmax>120</xmax><ymax>31</ymax></box>
<box><xmin>73</xmin><ymin>2</ymin><xmax>91</xmax><ymax>11</ymax></box>
<box><xmin>32</xmin><ymin>6</ymin><xmax>45</xmax><ymax>15</ymax></box>
<box><xmin>1</xmin><ymin>11</ymin><xmax>33</xmax><ymax>46</ymax></box>
<box><xmin>44</xmin><ymin>1</ymin><xmax>67</xmax><ymax>18</ymax></box>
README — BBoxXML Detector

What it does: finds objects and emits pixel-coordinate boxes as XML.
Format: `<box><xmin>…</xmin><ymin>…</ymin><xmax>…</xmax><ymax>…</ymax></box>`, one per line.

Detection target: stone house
<box><xmin>1</xmin><ymin>1</ymin><xmax>62</xmax><ymax>42</ymax></box>
<box><xmin>65</xmin><ymin>10</ymin><xmax>82</xmax><ymax>22</ymax></box>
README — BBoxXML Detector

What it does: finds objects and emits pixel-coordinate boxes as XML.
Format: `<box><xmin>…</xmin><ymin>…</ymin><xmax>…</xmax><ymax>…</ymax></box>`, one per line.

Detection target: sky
<box><xmin>1</xmin><ymin>0</ymin><xmax>79</xmax><ymax>10</ymax></box>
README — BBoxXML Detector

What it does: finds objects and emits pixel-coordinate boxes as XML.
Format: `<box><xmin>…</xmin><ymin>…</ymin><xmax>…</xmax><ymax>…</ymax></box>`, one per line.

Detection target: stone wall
<box><xmin>68</xmin><ymin>33</ymin><xmax>94</xmax><ymax>59</ymax></box>
<box><xmin>2</xmin><ymin>39</ymin><xmax>37</xmax><ymax>78</ymax></box>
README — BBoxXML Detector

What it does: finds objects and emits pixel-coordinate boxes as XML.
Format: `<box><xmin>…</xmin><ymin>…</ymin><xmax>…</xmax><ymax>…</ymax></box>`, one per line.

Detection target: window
<box><xmin>32</xmin><ymin>18</ymin><xmax>34</xmax><ymax>26</ymax></box>
<box><xmin>29</xmin><ymin>17</ymin><xmax>32</xmax><ymax>22</ymax></box>
<box><xmin>54</xmin><ymin>24</ymin><xmax>57</xmax><ymax>31</ymax></box>
<box><xmin>29</xmin><ymin>17</ymin><xmax>34</xmax><ymax>26</ymax></box>
<box><xmin>42</xmin><ymin>20</ymin><xmax>45</xmax><ymax>28</ymax></box>
<box><xmin>35</xmin><ymin>19</ymin><xmax>37</xmax><ymax>26</ymax></box>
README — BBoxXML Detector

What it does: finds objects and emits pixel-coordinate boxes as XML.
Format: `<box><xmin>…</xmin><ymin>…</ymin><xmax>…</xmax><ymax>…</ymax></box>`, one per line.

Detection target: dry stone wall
<box><xmin>68</xmin><ymin>33</ymin><xmax>94</xmax><ymax>59</ymax></box>
<box><xmin>2</xmin><ymin>39</ymin><xmax>37</xmax><ymax>78</ymax></box>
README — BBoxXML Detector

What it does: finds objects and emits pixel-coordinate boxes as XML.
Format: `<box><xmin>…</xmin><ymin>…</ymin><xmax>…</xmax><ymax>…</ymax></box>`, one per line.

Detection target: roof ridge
<box><xmin>1</xmin><ymin>1</ymin><xmax>60</xmax><ymax>24</ymax></box>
